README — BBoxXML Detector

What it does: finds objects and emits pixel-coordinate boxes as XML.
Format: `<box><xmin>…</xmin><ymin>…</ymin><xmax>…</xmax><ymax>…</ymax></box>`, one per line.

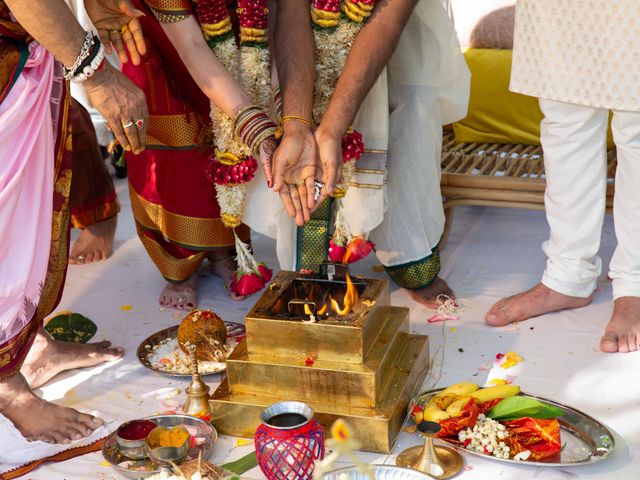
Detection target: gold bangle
<box><xmin>281</xmin><ymin>115</ymin><xmax>314</xmax><ymax>128</ymax></box>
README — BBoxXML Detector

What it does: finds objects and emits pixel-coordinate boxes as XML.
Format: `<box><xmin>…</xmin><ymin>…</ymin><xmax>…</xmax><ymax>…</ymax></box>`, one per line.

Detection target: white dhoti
<box><xmin>244</xmin><ymin>0</ymin><xmax>470</xmax><ymax>288</ymax></box>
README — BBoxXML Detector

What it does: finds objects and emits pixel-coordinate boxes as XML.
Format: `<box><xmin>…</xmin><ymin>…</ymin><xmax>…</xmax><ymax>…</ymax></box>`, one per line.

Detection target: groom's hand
<box><xmin>314</xmin><ymin>124</ymin><xmax>342</xmax><ymax>208</ymax></box>
<box><xmin>272</xmin><ymin>122</ymin><xmax>319</xmax><ymax>226</ymax></box>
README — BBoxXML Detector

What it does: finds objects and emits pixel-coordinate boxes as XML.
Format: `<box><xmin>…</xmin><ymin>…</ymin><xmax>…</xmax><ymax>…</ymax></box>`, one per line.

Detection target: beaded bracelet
<box><xmin>234</xmin><ymin>105</ymin><xmax>277</xmax><ymax>154</ymax></box>
<box><xmin>63</xmin><ymin>31</ymin><xmax>95</xmax><ymax>80</ymax></box>
<box><xmin>71</xmin><ymin>43</ymin><xmax>106</xmax><ymax>83</ymax></box>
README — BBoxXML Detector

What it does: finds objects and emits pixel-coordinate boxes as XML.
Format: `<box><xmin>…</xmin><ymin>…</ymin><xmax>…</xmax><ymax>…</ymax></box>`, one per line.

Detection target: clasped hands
<box><xmin>270</xmin><ymin>120</ymin><xmax>342</xmax><ymax>226</ymax></box>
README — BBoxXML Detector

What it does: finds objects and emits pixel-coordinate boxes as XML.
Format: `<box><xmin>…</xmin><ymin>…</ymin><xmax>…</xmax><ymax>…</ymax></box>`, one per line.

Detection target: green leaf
<box><xmin>486</xmin><ymin>396</ymin><xmax>564</xmax><ymax>421</ymax></box>
<box><xmin>45</xmin><ymin>312</ymin><xmax>97</xmax><ymax>343</ymax></box>
<box><xmin>221</xmin><ymin>451</ymin><xmax>258</xmax><ymax>475</ymax></box>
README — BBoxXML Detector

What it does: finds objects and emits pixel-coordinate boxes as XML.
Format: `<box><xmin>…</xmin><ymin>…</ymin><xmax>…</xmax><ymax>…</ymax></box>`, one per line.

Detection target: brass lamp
<box><xmin>183</xmin><ymin>344</ymin><xmax>211</xmax><ymax>417</ymax></box>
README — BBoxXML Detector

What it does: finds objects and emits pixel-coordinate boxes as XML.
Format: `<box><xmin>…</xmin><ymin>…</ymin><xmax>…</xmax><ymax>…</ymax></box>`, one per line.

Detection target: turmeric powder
<box><xmin>146</xmin><ymin>426</ymin><xmax>190</xmax><ymax>449</ymax></box>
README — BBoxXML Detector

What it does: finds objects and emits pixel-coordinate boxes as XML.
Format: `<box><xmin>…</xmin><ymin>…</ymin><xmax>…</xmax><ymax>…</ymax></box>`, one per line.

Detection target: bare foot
<box><xmin>600</xmin><ymin>296</ymin><xmax>640</xmax><ymax>353</ymax></box>
<box><xmin>21</xmin><ymin>328</ymin><xmax>124</xmax><ymax>388</ymax></box>
<box><xmin>159</xmin><ymin>273</ymin><xmax>198</xmax><ymax>310</ymax></box>
<box><xmin>408</xmin><ymin>277</ymin><xmax>455</xmax><ymax>308</ymax></box>
<box><xmin>0</xmin><ymin>373</ymin><xmax>103</xmax><ymax>443</ymax></box>
<box><xmin>69</xmin><ymin>215</ymin><xmax>117</xmax><ymax>264</ymax></box>
<box><xmin>485</xmin><ymin>282</ymin><xmax>593</xmax><ymax>327</ymax></box>
<box><xmin>208</xmin><ymin>250</ymin><xmax>246</xmax><ymax>301</ymax></box>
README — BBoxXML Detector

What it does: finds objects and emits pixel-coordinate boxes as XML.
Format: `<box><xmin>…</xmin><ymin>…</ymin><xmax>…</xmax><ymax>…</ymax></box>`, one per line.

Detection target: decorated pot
<box><xmin>255</xmin><ymin>401</ymin><xmax>325</xmax><ymax>480</ymax></box>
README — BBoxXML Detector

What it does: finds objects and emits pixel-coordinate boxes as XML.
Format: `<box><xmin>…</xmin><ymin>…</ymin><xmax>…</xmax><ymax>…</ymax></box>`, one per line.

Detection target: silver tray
<box><xmin>321</xmin><ymin>465</ymin><xmax>435</xmax><ymax>480</ymax></box>
<box><xmin>412</xmin><ymin>389</ymin><xmax>614</xmax><ymax>467</ymax></box>
<box><xmin>102</xmin><ymin>414</ymin><xmax>217</xmax><ymax>479</ymax></box>
<box><xmin>136</xmin><ymin>321</ymin><xmax>245</xmax><ymax>377</ymax></box>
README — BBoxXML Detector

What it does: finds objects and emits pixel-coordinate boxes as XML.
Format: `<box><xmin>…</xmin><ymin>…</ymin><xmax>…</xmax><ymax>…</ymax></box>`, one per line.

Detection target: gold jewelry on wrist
<box><xmin>281</xmin><ymin>115</ymin><xmax>313</xmax><ymax>128</ymax></box>
<box><xmin>233</xmin><ymin>105</ymin><xmax>277</xmax><ymax>155</ymax></box>
<box><xmin>275</xmin><ymin>115</ymin><xmax>314</xmax><ymax>140</ymax></box>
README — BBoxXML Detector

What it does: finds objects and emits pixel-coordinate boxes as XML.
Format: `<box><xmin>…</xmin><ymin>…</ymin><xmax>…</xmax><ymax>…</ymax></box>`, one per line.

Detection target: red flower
<box><xmin>257</xmin><ymin>262</ymin><xmax>272</xmax><ymax>282</ymax></box>
<box><xmin>342</xmin><ymin>129</ymin><xmax>365</xmax><ymax>164</ymax></box>
<box><xmin>328</xmin><ymin>239</ymin><xmax>347</xmax><ymax>263</ymax></box>
<box><xmin>343</xmin><ymin>237</ymin><xmax>375</xmax><ymax>264</ymax></box>
<box><xmin>206</xmin><ymin>156</ymin><xmax>258</xmax><ymax>185</ymax></box>
<box><xmin>230</xmin><ymin>271</ymin><xmax>265</xmax><ymax>296</ymax></box>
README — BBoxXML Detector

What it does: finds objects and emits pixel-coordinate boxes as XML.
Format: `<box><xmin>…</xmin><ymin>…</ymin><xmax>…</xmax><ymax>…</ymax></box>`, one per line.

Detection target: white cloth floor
<box><xmin>2</xmin><ymin>178</ymin><xmax>640</xmax><ymax>479</ymax></box>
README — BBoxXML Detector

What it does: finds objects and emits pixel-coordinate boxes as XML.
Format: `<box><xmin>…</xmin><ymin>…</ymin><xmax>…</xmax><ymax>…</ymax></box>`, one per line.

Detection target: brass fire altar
<box><xmin>210</xmin><ymin>270</ymin><xmax>430</xmax><ymax>453</ymax></box>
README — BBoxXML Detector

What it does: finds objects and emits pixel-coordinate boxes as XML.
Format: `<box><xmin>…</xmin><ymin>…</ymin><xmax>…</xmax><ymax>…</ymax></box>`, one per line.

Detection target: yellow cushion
<box><xmin>453</xmin><ymin>48</ymin><xmax>613</xmax><ymax>148</ymax></box>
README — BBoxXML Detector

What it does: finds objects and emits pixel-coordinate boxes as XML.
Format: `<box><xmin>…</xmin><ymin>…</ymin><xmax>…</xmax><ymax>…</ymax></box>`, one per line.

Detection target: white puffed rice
<box><xmin>458</xmin><ymin>414</ymin><xmax>511</xmax><ymax>459</ymax></box>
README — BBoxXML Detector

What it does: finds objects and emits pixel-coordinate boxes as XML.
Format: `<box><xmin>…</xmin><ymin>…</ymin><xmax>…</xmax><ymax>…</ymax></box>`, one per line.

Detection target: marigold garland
<box><xmin>196</xmin><ymin>0</ymin><xmax>251</xmax><ymax>229</ymax></box>
<box><xmin>196</xmin><ymin>0</ymin><xmax>273</xmax><ymax>295</ymax></box>
<box><xmin>311</xmin><ymin>0</ymin><xmax>377</xmax><ymax>261</ymax></box>
<box><xmin>310</xmin><ymin>0</ymin><xmax>374</xmax><ymax>197</ymax></box>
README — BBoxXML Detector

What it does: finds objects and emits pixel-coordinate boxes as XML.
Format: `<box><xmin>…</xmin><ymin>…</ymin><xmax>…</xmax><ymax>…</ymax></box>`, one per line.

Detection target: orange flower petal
<box><xmin>331</xmin><ymin>419</ymin><xmax>351</xmax><ymax>442</ymax></box>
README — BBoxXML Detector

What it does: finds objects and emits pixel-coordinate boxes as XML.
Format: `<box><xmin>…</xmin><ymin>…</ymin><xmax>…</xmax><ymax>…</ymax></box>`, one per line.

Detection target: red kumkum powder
<box><xmin>117</xmin><ymin>420</ymin><xmax>157</xmax><ymax>441</ymax></box>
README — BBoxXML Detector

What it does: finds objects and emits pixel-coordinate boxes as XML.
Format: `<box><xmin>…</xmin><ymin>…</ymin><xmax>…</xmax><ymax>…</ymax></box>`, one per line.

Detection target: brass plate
<box><xmin>411</xmin><ymin>390</ymin><xmax>615</xmax><ymax>467</ymax></box>
<box><xmin>136</xmin><ymin>321</ymin><xmax>245</xmax><ymax>377</ymax></box>
<box><xmin>101</xmin><ymin>414</ymin><xmax>217</xmax><ymax>479</ymax></box>
<box><xmin>396</xmin><ymin>445</ymin><xmax>463</xmax><ymax>479</ymax></box>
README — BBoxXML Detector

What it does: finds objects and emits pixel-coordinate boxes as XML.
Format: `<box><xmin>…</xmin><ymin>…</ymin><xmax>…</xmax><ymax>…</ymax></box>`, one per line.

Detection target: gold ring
<box><xmin>120</xmin><ymin>24</ymin><xmax>128</xmax><ymax>35</ymax></box>
<box><xmin>122</xmin><ymin>120</ymin><xmax>134</xmax><ymax>128</ymax></box>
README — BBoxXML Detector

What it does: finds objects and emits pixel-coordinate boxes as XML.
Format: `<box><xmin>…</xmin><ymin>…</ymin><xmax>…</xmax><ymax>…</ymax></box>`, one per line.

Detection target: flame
<box><xmin>317</xmin><ymin>303</ymin><xmax>328</xmax><ymax>316</ymax></box>
<box><xmin>342</xmin><ymin>247</ymin><xmax>352</xmax><ymax>265</ymax></box>
<box><xmin>329</xmin><ymin>273</ymin><xmax>358</xmax><ymax>316</ymax></box>
<box><xmin>304</xmin><ymin>304</ymin><xmax>313</xmax><ymax>316</ymax></box>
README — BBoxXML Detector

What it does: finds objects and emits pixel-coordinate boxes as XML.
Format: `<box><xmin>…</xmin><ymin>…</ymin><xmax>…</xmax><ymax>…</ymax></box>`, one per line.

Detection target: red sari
<box><xmin>122</xmin><ymin>0</ymin><xmax>248</xmax><ymax>283</ymax></box>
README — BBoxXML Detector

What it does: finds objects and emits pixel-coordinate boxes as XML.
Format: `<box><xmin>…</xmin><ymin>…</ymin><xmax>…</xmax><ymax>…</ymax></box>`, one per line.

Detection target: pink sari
<box><xmin>0</xmin><ymin>42</ymin><xmax>58</xmax><ymax>379</ymax></box>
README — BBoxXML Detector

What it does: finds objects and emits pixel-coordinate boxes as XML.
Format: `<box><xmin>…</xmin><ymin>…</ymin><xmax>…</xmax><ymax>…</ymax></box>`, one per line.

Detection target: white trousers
<box><xmin>539</xmin><ymin>98</ymin><xmax>640</xmax><ymax>299</ymax></box>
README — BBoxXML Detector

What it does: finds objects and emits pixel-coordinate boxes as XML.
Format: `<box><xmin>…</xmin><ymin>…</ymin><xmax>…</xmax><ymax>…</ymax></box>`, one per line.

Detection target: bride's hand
<box><xmin>272</xmin><ymin>122</ymin><xmax>319</xmax><ymax>226</ymax></box>
<box><xmin>258</xmin><ymin>136</ymin><xmax>277</xmax><ymax>189</ymax></box>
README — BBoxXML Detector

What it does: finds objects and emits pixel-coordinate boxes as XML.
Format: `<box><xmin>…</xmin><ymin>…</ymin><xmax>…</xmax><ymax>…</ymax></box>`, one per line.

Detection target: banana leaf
<box><xmin>44</xmin><ymin>312</ymin><xmax>97</xmax><ymax>343</ymax></box>
<box><xmin>221</xmin><ymin>451</ymin><xmax>258</xmax><ymax>475</ymax></box>
<box><xmin>486</xmin><ymin>396</ymin><xmax>564</xmax><ymax>421</ymax></box>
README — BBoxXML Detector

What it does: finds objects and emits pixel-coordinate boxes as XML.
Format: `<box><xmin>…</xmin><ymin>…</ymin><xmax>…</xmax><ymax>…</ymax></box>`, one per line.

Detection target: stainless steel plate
<box><xmin>102</xmin><ymin>414</ymin><xmax>217</xmax><ymax>479</ymax></box>
<box><xmin>136</xmin><ymin>321</ymin><xmax>245</xmax><ymax>377</ymax></box>
<box><xmin>321</xmin><ymin>465</ymin><xmax>435</xmax><ymax>480</ymax></box>
<box><xmin>412</xmin><ymin>389</ymin><xmax>614</xmax><ymax>467</ymax></box>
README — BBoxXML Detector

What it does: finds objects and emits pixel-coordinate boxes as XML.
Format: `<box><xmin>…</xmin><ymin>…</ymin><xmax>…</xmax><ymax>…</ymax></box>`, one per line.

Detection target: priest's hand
<box><xmin>85</xmin><ymin>0</ymin><xmax>146</xmax><ymax>65</ymax></box>
<box><xmin>84</xmin><ymin>63</ymin><xmax>149</xmax><ymax>154</ymax></box>
<box><xmin>272</xmin><ymin>122</ymin><xmax>319</xmax><ymax>226</ymax></box>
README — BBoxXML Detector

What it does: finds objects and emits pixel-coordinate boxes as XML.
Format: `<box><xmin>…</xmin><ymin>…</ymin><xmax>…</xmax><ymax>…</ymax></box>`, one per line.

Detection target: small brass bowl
<box><xmin>145</xmin><ymin>425</ymin><xmax>191</xmax><ymax>466</ymax></box>
<box><xmin>115</xmin><ymin>419</ymin><xmax>157</xmax><ymax>460</ymax></box>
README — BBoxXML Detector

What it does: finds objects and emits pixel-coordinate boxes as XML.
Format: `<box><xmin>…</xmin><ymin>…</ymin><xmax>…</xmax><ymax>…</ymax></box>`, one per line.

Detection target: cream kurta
<box><xmin>510</xmin><ymin>0</ymin><xmax>640</xmax><ymax>111</ymax></box>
